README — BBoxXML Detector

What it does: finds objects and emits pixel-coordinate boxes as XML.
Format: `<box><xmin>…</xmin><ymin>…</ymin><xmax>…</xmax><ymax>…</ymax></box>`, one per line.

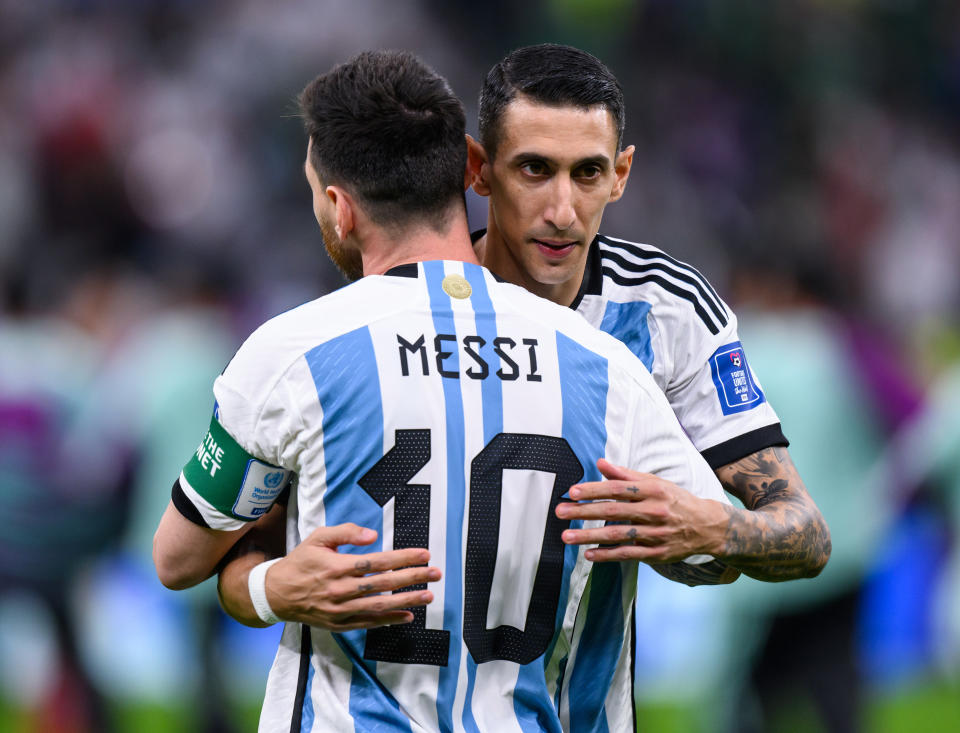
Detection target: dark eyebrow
<box><xmin>574</xmin><ymin>155</ymin><xmax>611</xmax><ymax>170</ymax></box>
<box><xmin>509</xmin><ymin>152</ymin><xmax>612</xmax><ymax>170</ymax></box>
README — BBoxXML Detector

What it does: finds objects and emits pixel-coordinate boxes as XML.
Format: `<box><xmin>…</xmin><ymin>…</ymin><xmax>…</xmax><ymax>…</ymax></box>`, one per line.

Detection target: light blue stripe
<box><xmin>569</xmin><ymin>566</ymin><xmax>621</xmax><ymax>733</ymax></box>
<box><xmin>329</xmin><ymin>635</ymin><xmax>411</xmax><ymax>731</ymax></box>
<box><xmin>599</xmin><ymin>300</ymin><xmax>654</xmax><ymax>371</ymax></box>
<box><xmin>513</xmin><ymin>670</ymin><xmax>563</xmax><ymax>733</ymax></box>
<box><xmin>460</xmin><ymin>263</ymin><xmax>499</xmax><ymax>733</ymax></box>
<box><xmin>300</xmin><ymin>650</ymin><xmax>315</xmax><ymax>732</ymax></box>
<box><xmin>462</xmin><ymin>264</ymin><xmax>503</xmax><ymax>443</ymax></box>
<box><xmin>305</xmin><ymin>326</ymin><xmax>410</xmax><ymax>732</ymax></box>
<box><xmin>424</xmin><ymin>261</ymin><xmax>467</xmax><ymax>732</ymax></box>
<box><xmin>555</xmin><ymin>332</ymin><xmax>612</xmax><ymax>732</ymax></box>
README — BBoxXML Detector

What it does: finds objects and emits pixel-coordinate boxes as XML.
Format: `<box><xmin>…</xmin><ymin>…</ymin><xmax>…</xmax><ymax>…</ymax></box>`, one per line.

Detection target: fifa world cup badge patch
<box><xmin>709</xmin><ymin>341</ymin><xmax>766</xmax><ymax>415</ymax></box>
<box><xmin>182</xmin><ymin>413</ymin><xmax>291</xmax><ymax>520</ymax></box>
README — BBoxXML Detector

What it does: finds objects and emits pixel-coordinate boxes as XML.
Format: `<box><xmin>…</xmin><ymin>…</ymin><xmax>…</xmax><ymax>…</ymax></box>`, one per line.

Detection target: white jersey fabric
<box><xmin>174</xmin><ymin>260</ymin><xmax>730</xmax><ymax>732</ymax></box>
<box><xmin>567</xmin><ymin>234</ymin><xmax>787</xmax><ymax>468</ymax></box>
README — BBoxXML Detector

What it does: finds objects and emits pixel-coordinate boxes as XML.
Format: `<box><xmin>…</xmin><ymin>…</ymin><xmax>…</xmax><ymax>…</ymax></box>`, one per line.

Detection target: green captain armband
<box><xmin>181</xmin><ymin>413</ymin><xmax>291</xmax><ymax>522</ymax></box>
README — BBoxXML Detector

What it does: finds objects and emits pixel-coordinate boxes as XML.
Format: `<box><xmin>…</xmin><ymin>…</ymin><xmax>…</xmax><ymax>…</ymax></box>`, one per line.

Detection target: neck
<box><xmin>476</xmin><ymin>218</ymin><xmax>583</xmax><ymax>307</ymax></box>
<box><xmin>362</xmin><ymin>214</ymin><xmax>479</xmax><ymax>275</ymax></box>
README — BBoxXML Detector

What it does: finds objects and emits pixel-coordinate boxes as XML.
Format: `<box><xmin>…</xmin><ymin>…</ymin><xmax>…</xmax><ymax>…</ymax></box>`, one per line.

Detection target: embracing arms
<box><xmin>556</xmin><ymin>446</ymin><xmax>830</xmax><ymax>582</ymax></box>
<box><xmin>215</xmin><ymin>504</ymin><xmax>441</xmax><ymax>630</ymax></box>
<box><xmin>156</xmin><ymin>498</ymin><xmax>441</xmax><ymax>630</ymax></box>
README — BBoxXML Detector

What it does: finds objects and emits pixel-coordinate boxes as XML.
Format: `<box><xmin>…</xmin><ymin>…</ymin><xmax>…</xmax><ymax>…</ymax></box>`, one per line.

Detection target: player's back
<box><xmin>201</xmin><ymin>260</ymin><xmax>721</xmax><ymax>732</ymax></box>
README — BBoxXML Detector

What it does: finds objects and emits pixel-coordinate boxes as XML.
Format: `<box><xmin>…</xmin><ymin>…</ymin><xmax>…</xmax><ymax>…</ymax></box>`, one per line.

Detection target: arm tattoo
<box><xmin>649</xmin><ymin>560</ymin><xmax>738</xmax><ymax>587</ymax></box>
<box><xmin>715</xmin><ymin>446</ymin><xmax>831</xmax><ymax>582</ymax></box>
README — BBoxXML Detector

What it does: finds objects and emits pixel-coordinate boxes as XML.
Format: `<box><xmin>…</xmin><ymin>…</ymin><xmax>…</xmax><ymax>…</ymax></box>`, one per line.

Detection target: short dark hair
<box><xmin>300</xmin><ymin>50</ymin><xmax>467</xmax><ymax>232</ymax></box>
<box><xmin>478</xmin><ymin>43</ymin><xmax>625</xmax><ymax>159</ymax></box>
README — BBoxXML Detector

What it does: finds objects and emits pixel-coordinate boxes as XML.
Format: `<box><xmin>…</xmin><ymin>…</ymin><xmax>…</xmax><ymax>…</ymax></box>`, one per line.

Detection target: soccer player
<box><xmin>153</xmin><ymin>50</ymin><xmax>735</xmax><ymax>731</ymax></box>
<box><xmin>216</xmin><ymin>44</ymin><xmax>830</xmax><ymax>621</ymax></box>
<box><xmin>466</xmin><ymin>43</ymin><xmax>830</xmax><ymax>578</ymax></box>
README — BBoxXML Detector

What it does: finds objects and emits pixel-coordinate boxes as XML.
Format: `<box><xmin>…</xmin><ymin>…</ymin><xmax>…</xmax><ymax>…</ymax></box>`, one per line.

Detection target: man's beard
<box><xmin>319</xmin><ymin>217</ymin><xmax>363</xmax><ymax>282</ymax></box>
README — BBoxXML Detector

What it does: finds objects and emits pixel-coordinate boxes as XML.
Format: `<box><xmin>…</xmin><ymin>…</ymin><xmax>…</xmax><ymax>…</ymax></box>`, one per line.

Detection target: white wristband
<box><xmin>248</xmin><ymin>558</ymin><xmax>283</xmax><ymax>625</ymax></box>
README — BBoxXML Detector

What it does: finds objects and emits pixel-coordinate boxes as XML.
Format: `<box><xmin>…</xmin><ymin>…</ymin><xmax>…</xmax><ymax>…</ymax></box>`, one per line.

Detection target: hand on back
<box><xmin>266</xmin><ymin>522</ymin><xmax>441</xmax><ymax>631</ymax></box>
<box><xmin>556</xmin><ymin>458</ymin><xmax>728</xmax><ymax>563</ymax></box>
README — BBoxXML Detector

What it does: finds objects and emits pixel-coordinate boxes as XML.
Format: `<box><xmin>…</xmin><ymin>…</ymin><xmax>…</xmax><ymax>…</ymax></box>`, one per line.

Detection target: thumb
<box><xmin>305</xmin><ymin>523</ymin><xmax>377</xmax><ymax>550</ymax></box>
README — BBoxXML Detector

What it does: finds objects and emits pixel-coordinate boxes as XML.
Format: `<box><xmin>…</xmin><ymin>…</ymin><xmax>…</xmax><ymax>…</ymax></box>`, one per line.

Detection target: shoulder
<box><xmin>491</xmin><ymin>278</ymin><xmax>622</xmax><ymax>349</ymax></box>
<box><xmin>593</xmin><ymin>234</ymin><xmax>732</xmax><ymax>337</ymax></box>
<box><xmin>492</xmin><ymin>278</ymin><xmax>660</xmax><ymax>388</ymax></box>
<box><xmin>223</xmin><ymin>278</ymin><xmax>410</xmax><ymax>395</ymax></box>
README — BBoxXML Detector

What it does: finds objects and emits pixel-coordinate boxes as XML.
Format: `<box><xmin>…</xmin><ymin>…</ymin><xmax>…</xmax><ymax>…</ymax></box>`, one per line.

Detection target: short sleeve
<box><xmin>655</xmin><ymin>301</ymin><xmax>787</xmax><ymax>468</ymax></box>
<box><xmin>172</xmin><ymin>330</ymin><xmax>303</xmax><ymax>531</ymax></box>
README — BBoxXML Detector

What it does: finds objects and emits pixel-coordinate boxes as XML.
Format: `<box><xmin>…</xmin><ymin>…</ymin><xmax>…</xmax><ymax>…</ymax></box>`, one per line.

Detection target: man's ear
<box><xmin>326</xmin><ymin>185</ymin><xmax>355</xmax><ymax>241</ymax></box>
<box><xmin>609</xmin><ymin>144</ymin><xmax>635</xmax><ymax>203</ymax></box>
<box><xmin>466</xmin><ymin>134</ymin><xmax>492</xmax><ymax>197</ymax></box>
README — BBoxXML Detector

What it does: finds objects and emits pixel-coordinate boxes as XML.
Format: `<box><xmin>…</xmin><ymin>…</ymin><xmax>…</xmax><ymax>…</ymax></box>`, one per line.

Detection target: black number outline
<box><xmin>357</xmin><ymin>430</ymin><xmax>583</xmax><ymax>666</ymax></box>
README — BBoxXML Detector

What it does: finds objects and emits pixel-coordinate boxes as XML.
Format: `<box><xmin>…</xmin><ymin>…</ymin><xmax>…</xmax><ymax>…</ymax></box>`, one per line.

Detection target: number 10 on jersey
<box><xmin>358</xmin><ymin>430</ymin><xmax>584</xmax><ymax>666</ymax></box>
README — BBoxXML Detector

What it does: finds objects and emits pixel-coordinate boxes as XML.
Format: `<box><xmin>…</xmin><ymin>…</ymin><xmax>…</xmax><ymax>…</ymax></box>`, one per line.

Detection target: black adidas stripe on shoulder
<box><xmin>598</xmin><ymin>236</ymin><xmax>729</xmax><ymax>334</ymax></box>
<box><xmin>601</xmin><ymin>249</ymin><xmax>729</xmax><ymax>329</ymax></box>
<box><xmin>600</xmin><ymin>235</ymin><xmax>726</xmax><ymax>307</ymax></box>
<box><xmin>601</xmin><ymin>267</ymin><xmax>722</xmax><ymax>335</ymax></box>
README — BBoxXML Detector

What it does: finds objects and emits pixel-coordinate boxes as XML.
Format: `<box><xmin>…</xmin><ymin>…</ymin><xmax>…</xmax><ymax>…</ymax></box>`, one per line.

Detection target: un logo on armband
<box><xmin>264</xmin><ymin>471</ymin><xmax>285</xmax><ymax>489</ymax></box>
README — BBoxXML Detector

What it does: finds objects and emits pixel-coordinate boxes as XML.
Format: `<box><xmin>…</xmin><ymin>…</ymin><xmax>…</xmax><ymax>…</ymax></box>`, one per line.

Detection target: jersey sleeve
<box><xmin>654</xmin><ymin>297</ymin><xmax>787</xmax><ymax>469</ymax></box>
<box><xmin>172</xmin><ymin>332</ymin><xmax>302</xmax><ymax>531</ymax></box>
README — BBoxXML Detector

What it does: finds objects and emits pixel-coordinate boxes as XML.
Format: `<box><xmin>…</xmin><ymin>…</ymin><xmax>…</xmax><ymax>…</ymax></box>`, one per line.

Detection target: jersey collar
<box><xmin>383</xmin><ymin>263</ymin><xmax>419</xmax><ymax>278</ymax></box>
<box><xmin>381</xmin><ymin>261</ymin><xmax>503</xmax><ymax>282</ymax></box>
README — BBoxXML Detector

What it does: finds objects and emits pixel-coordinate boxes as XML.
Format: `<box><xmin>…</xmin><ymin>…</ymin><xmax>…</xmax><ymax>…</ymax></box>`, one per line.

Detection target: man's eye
<box><xmin>521</xmin><ymin>161</ymin><xmax>547</xmax><ymax>176</ymax></box>
<box><xmin>577</xmin><ymin>165</ymin><xmax>602</xmax><ymax>180</ymax></box>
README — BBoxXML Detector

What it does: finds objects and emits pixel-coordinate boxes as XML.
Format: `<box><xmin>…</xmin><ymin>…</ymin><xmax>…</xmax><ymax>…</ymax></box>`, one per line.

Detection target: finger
<box><xmin>334</xmin><ymin>588</ymin><xmax>435</xmax><ymax>617</ymax></box>
<box><xmin>555</xmin><ymin>499</ymin><xmax>661</xmax><ymax>522</ymax></box>
<box><xmin>340</xmin><ymin>547</ymin><xmax>432</xmax><ymax>576</ymax></box>
<box><xmin>339</xmin><ymin>565</ymin><xmax>442</xmax><ymax>599</ymax></box>
<box><xmin>561</xmin><ymin>525</ymin><xmax>667</xmax><ymax>546</ymax></box>
<box><xmin>583</xmin><ymin>544</ymin><xmax>671</xmax><ymax>563</ymax></box>
<box><xmin>567</xmin><ymin>479</ymin><xmax>659</xmax><ymax>502</ymax></box>
<box><xmin>304</xmin><ymin>523</ymin><xmax>378</xmax><ymax>550</ymax></box>
<box><xmin>596</xmin><ymin>458</ymin><xmax>644</xmax><ymax>482</ymax></box>
<box><xmin>327</xmin><ymin>611</ymin><xmax>415</xmax><ymax>631</ymax></box>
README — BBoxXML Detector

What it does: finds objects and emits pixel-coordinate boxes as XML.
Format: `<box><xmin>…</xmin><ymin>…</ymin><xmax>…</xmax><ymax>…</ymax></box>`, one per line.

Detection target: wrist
<box><xmin>707</xmin><ymin>500</ymin><xmax>740</xmax><ymax>557</ymax></box>
<box><xmin>248</xmin><ymin>558</ymin><xmax>283</xmax><ymax>625</ymax></box>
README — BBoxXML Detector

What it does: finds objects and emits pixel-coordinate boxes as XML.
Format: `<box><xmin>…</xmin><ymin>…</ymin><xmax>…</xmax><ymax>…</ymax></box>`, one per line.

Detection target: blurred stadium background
<box><xmin>1</xmin><ymin>1</ymin><xmax>959</xmax><ymax>731</ymax></box>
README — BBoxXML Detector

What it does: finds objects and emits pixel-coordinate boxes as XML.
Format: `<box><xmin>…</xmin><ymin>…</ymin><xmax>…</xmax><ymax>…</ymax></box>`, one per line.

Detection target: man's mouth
<box><xmin>533</xmin><ymin>239</ymin><xmax>578</xmax><ymax>259</ymax></box>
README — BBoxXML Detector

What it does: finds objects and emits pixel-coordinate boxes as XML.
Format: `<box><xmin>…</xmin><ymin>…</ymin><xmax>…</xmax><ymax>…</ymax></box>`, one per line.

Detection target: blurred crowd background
<box><xmin>1</xmin><ymin>1</ymin><xmax>958</xmax><ymax>731</ymax></box>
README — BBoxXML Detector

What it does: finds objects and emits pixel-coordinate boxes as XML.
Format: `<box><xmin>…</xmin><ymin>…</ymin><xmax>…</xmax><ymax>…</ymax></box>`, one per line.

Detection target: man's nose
<box><xmin>544</xmin><ymin>176</ymin><xmax>576</xmax><ymax>231</ymax></box>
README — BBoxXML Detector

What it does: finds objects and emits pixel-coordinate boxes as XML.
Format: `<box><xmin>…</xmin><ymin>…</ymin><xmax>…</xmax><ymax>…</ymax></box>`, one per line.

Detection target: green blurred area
<box><xmin>3</xmin><ymin>682</ymin><xmax>958</xmax><ymax>733</ymax></box>
<box><xmin>0</xmin><ymin>699</ymin><xmax>261</xmax><ymax>733</ymax></box>
<box><xmin>634</xmin><ymin>680</ymin><xmax>960</xmax><ymax>733</ymax></box>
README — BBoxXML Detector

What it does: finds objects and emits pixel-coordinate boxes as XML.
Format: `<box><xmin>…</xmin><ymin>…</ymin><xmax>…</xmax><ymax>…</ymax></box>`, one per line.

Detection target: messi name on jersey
<box><xmin>397</xmin><ymin>332</ymin><xmax>543</xmax><ymax>382</ymax></box>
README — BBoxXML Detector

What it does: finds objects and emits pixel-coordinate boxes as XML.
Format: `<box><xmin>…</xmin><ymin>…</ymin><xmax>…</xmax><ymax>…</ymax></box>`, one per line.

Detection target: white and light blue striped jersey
<box><xmin>175</xmin><ymin>260</ymin><xmax>729</xmax><ymax>733</ymax></box>
<box><xmin>570</xmin><ymin>234</ymin><xmax>787</xmax><ymax>469</ymax></box>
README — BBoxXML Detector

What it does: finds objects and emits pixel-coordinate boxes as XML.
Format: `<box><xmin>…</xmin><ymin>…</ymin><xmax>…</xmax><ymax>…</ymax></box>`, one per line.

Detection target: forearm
<box><xmin>713</xmin><ymin>446</ymin><xmax>831</xmax><ymax>581</ymax></box>
<box><xmin>216</xmin><ymin>502</ymin><xmax>287</xmax><ymax>627</ymax></box>
<box><xmin>650</xmin><ymin>559</ymin><xmax>740</xmax><ymax>586</ymax></box>
<box><xmin>217</xmin><ymin>548</ymin><xmax>275</xmax><ymax>627</ymax></box>
<box><xmin>153</xmin><ymin>501</ymin><xmax>251</xmax><ymax>590</ymax></box>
